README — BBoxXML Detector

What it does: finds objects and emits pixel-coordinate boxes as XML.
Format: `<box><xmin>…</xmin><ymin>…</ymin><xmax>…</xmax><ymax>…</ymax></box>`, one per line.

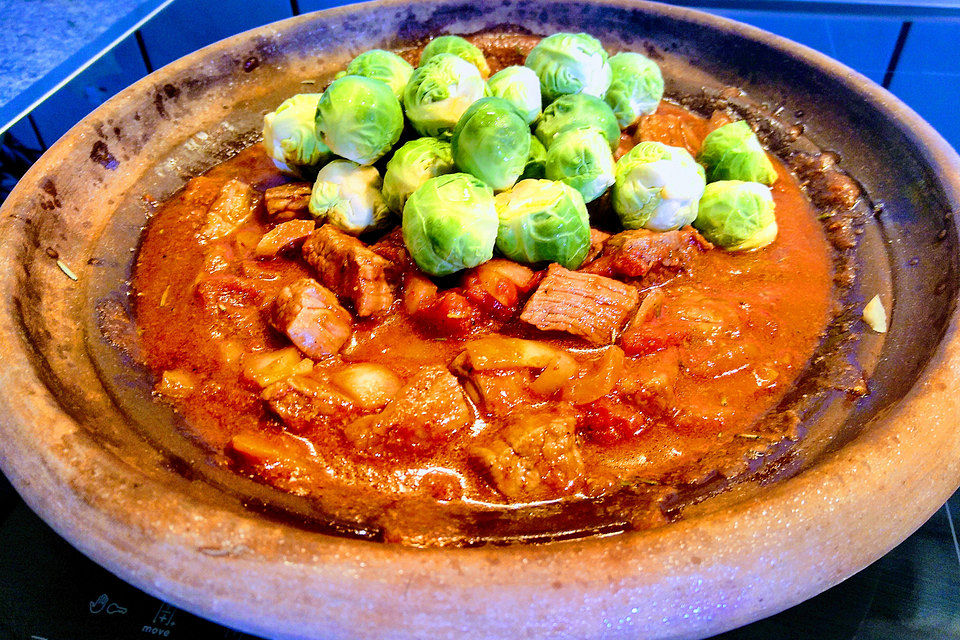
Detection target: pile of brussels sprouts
<box><xmin>262</xmin><ymin>33</ymin><xmax>780</xmax><ymax>277</ymax></box>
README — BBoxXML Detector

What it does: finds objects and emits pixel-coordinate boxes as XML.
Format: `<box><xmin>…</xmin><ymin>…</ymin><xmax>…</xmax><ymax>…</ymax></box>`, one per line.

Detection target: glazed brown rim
<box><xmin>1</xmin><ymin>1</ymin><xmax>959</xmax><ymax>638</ymax></box>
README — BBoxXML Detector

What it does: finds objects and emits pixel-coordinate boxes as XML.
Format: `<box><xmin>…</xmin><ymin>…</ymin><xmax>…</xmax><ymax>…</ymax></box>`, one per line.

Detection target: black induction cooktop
<box><xmin>2</xmin><ymin>471</ymin><xmax>959</xmax><ymax>640</ymax></box>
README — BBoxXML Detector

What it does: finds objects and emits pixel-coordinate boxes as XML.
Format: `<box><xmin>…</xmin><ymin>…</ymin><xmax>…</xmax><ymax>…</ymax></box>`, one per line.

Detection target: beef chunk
<box><xmin>302</xmin><ymin>224</ymin><xmax>396</xmax><ymax>317</ymax></box>
<box><xmin>343</xmin><ymin>365</ymin><xmax>471</xmax><ymax>455</ymax></box>
<box><xmin>370</xmin><ymin>227</ymin><xmax>415</xmax><ymax>271</ymax></box>
<box><xmin>584</xmin><ymin>228</ymin><xmax>611</xmax><ymax>265</ymax></box>
<box><xmin>264</xmin><ymin>182</ymin><xmax>312</xmax><ymax>221</ymax></box>
<box><xmin>262</xmin><ymin>374</ymin><xmax>357</xmax><ymax>434</ymax></box>
<box><xmin>471</xmin><ymin>411</ymin><xmax>584</xmax><ymax>501</ymax></box>
<box><xmin>269</xmin><ymin>278</ymin><xmax>352</xmax><ymax>359</ymax></box>
<box><xmin>581</xmin><ymin>227</ymin><xmax>712</xmax><ymax>279</ymax></box>
<box><xmin>199</xmin><ymin>179</ymin><xmax>255</xmax><ymax>242</ymax></box>
<box><xmin>460</xmin><ymin>369</ymin><xmax>535</xmax><ymax>418</ymax></box>
<box><xmin>255</xmin><ymin>219</ymin><xmax>315</xmax><ymax>257</ymax></box>
<box><xmin>520</xmin><ymin>264</ymin><xmax>639</xmax><ymax>344</ymax></box>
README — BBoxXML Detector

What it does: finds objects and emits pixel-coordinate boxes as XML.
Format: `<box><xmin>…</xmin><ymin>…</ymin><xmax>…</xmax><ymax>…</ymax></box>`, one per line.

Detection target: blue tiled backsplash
<box><xmin>6</xmin><ymin>2</ymin><xmax>960</xmax><ymax>156</ymax></box>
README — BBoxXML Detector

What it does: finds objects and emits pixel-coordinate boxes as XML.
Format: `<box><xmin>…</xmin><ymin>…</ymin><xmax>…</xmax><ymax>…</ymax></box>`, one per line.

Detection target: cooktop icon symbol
<box><xmin>88</xmin><ymin>593</ymin><xmax>128</xmax><ymax>615</ymax></box>
<box><xmin>153</xmin><ymin>603</ymin><xmax>176</xmax><ymax>627</ymax></box>
<box><xmin>88</xmin><ymin>594</ymin><xmax>108</xmax><ymax>614</ymax></box>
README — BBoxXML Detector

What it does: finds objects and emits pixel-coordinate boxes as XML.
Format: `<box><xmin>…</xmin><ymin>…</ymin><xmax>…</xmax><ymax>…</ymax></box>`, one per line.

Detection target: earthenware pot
<box><xmin>1</xmin><ymin>1</ymin><xmax>959</xmax><ymax>638</ymax></box>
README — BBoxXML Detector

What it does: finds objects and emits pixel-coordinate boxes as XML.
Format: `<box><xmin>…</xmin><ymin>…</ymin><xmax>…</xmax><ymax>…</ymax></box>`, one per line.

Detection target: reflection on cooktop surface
<box><xmin>2</xmin><ymin>471</ymin><xmax>959</xmax><ymax>639</ymax></box>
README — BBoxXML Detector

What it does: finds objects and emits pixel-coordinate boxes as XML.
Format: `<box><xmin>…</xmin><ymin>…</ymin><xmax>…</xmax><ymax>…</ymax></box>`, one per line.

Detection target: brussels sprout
<box><xmin>693</xmin><ymin>180</ymin><xmax>777</xmax><ymax>250</ymax></box>
<box><xmin>309</xmin><ymin>159</ymin><xmax>390</xmax><ymax>235</ymax></box>
<box><xmin>520</xmin><ymin>135</ymin><xmax>546</xmax><ymax>181</ymax></box>
<box><xmin>604</xmin><ymin>52</ymin><xmax>664</xmax><ymax>128</ymax></box>
<box><xmin>382</xmin><ymin>137</ymin><xmax>456</xmax><ymax>214</ymax></box>
<box><xmin>544</xmin><ymin>127</ymin><xmax>615</xmax><ymax>203</ymax></box>
<box><xmin>534</xmin><ymin>94</ymin><xmax>620</xmax><ymax>151</ymax></box>
<box><xmin>451</xmin><ymin>97</ymin><xmax>531</xmax><ymax>191</ymax></box>
<box><xmin>316</xmin><ymin>75</ymin><xmax>403</xmax><ymax>165</ymax></box>
<box><xmin>420</xmin><ymin>35</ymin><xmax>490</xmax><ymax>79</ymax></box>
<box><xmin>334</xmin><ymin>49</ymin><xmax>414</xmax><ymax>102</ymax></box>
<box><xmin>262</xmin><ymin>93</ymin><xmax>331</xmax><ymax>173</ymax></box>
<box><xmin>697</xmin><ymin>121</ymin><xmax>778</xmax><ymax>185</ymax></box>
<box><xmin>494</xmin><ymin>179</ymin><xmax>590</xmax><ymax>269</ymax></box>
<box><xmin>525</xmin><ymin>32</ymin><xmax>612</xmax><ymax>103</ymax></box>
<box><xmin>487</xmin><ymin>65</ymin><xmax>542</xmax><ymax>125</ymax></box>
<box><xmin>402</xmin><ymin>173</ymin><xmax>498</xmax><ymax>276</ymax></box>
<box><xmin>613</xmin><ymin>141</ymin><xmax>706</xmax><ymax>231</ymax></box>
<box><xmin>403</xmin><ymin>53</ymin><xmax>488</xmax><ymax>138</ymax></box>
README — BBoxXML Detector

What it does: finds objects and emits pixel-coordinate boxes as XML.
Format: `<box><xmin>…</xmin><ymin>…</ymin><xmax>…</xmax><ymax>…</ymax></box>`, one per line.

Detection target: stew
<box><xmin>132</xmin><ymin>33</ymin><xmax>838</xmax><ymax>543</ymax></box>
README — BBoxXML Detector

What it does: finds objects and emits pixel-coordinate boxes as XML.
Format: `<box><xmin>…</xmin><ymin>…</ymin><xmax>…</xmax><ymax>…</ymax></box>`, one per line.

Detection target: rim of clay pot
<box><xmin>1</xmin><ymin>1</ymin><xmax>959</xmax><ymax>638</ymax></box>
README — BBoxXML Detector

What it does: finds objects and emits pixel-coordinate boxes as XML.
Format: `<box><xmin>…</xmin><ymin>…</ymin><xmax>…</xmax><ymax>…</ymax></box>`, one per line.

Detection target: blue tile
<box><xmin>29</xmin><ymin>36</ymin><xmax>148</xmax><ymax>148</ymax></box>
<box><xmin>827</xmin><ymin>16</ymin><xmax>903</xmax><ymax>86</ymax></box>
<box><xmin>706</xmin><ymin>10</ymin><xmax>901</xmax><ymax>85</ymax></box>
<box><xmin>5</xmin><ymin>116</ymin><xmax>43</xmax><ymax>151</ymax></box>
<box><xmin>137</xmin><ymin>0</ymin><xmax>292</xmax><ymax>70</ymax></box>
<box><xmin>888</xmin><ymin>71</ymin><xmax>960</xmax><ymax>154</ymax></box>
<box><xmin>707</xmin><ymin>9</ymin><xmax>838</xmax><ymax>56</ymax></box>
<box><xmin>298</xmin><ymin>0</ymin><xmax>361</xmax><ymax>12</ymax></box>
<box><xmin>894</xmin><ymin>17</ymin><xmax>960</xmax><ymax>76</ymax></box>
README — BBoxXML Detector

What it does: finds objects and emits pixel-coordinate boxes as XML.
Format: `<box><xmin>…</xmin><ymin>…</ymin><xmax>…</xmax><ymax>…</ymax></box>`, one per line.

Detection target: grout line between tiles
<box><xmin>943</xmin><ymin>500</ymin><xmax>960</xmax><ymax>569</ymax></box>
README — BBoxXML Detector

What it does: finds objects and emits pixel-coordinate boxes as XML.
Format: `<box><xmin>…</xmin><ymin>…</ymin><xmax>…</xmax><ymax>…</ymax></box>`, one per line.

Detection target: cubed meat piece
<box><xmin>262</xmin><ymin>374</ymin><xmax>357</xmax><ymax>434</ymax></box>
<box><xmin>471</xmin><ymin>411</ymin><xmax>584</xmax><ymax>501</ymax></box>
<box><xmin>264</xmin><ymin>182</ymin><xmax>312</xmax><ymax>221</ymax></box>
<box><xmin>581</xmin><ymin>227</ymin><xmax>712</xmax><ymax>279</ymax></box>
<box><xmin>461</xmin><ymin>369</ymin><xmax>535</xmax><ymax>418</ymax></box>
<box><xmin>520</xmin><ymin>264</ymin><xmax>639</xmax><ymax>344</ymax></box>
<box><xmin>269</xmin><ymin>277</ymin><xmax>352</xmax><ymax>359</ymax></box>
<box><xmin>199</xmin><ymin>179</ymin><xmax>256</xmax><ymax>242</ymax></box>
<box><xmin>302</xmin><ymin>224</ymin><xmax>396</xmax><ymax>317</ymax></box>
<box><xmin>343</xmin><ymin>365</ymin><xmax>471</xmax><ymax>455</ymax></box>
<box><xmin>255</xmin><ymin>219</ymin><xmax>316</xmax><ymax>257</ymax></box>
<box><xmin>370</xmin><ymin>227</ymin><xmax>415</xmax><ymax>271</ymax></box>
<box><xmin>584</xmin><ymin>228</ymin><xmax>611</xmax><ymax>265</ymax></box>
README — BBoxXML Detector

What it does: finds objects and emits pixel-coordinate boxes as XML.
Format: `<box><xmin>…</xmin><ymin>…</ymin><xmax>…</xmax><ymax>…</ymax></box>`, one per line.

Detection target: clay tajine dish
<box><xmin>1</xmin><ymin>1</ymin><xmax>960</xmax><ymax>638</ymax></box>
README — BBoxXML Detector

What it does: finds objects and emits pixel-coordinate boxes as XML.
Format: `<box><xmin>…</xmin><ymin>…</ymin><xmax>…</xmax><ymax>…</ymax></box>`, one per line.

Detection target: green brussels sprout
<box><xmin>316</xmin><ymin>75</ymin><xmax>403</xmax><ymax>165</ymax></box>
<box><xmin>612</xmin><ymin>141</ymin><xmax>706</xmax><ymax>231</ymax></box>
<box><xmin>494</xmin><ymin>179</ymin><xmax>590</xmax><ymax>269</ymax></box>
<box><xmin>309</xmin><ymin>159</ymin><xmax>390</xmax><ymax>235</ymax></box>
<box><xmin>262</xmin><ymin>93</ymin><xmax>331</xmax><ymax>173</ymax></box>
<box><xmin>487</xmin><ymin>65</ymin><xmax>542</xmax><ymax>125</ymax></box>
<box><xmin>334</xmin><ymin>49</ymin><xmax>414</xmax><ymax>102</ymax></box>
<box><xmin>402</xmin><ymin>173</ymin><xmax>498</xmax><ymax>276</ymax></box>
<box><xmin>381</xmin><ymin>137</ymin><xmax>456</xmax><ymax>214</ymax></box>
<box><xmin>604</xmin><ymin>52</ymin><xmax>664</xmax><ymax>128</ymax></box>
<box><xmin>534</xmin><ymin>94</ymin><xmax>620</xmax><ymax>151</ymax></box>
<box><xmin>544</xmin><ymin>127</ymin><xmax>615</xmax><ymax>203</ymax></box>
<box><xmin>451</xmin><ymin>97</ymin><xmax>531</xmax><ymax>191</ymax></box>
<box><xmin>693</xmin><ymin>180</ymin><xmax>777</xmax><ymax>251</ymax></box>
<box><xmin>403</xmin><ymin>53</ymin><xmax>488</xmax><ymax>138</ymax></box>
<box><xmin>420</xmin><ymin>35</ymin><xmax>490</xmax><ymax>79</ymax></box>
<box><xmin>697</xmin><ymin>121</ymin><xmax>778</xmax><ymax>185</ymax></box>
<box><xmin>519</xmin><ymin>135</ymin><xmax>547</xmax><ymax>181</ymax></box>
<box><xmin>525</xmin><ymin>32</ymin><xmax>612</xmax><ymax>103</ymax></box>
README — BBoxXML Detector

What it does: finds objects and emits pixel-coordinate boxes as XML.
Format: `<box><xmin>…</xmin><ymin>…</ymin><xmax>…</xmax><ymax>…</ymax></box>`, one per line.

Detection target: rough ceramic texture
<box><xmin>1</xmin><ymin>0</ymin><xmax>960</xmax><ymax>638</ymax></box>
